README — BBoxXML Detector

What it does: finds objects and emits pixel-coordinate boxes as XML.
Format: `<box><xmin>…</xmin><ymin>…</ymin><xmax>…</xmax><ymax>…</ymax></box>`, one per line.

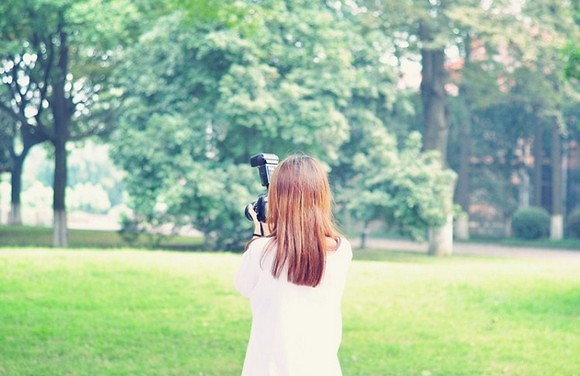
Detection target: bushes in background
<box><xmin>512</xmin><ymin>207</ymin><xmax>550</xmax><ymax>239</ymax></box>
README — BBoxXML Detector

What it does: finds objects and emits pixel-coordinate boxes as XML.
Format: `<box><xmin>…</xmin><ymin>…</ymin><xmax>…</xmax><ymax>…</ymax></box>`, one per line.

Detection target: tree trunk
<box><xmin>8</xmin><ymin>155</ymin><xmax>24</xmax><ymax>225</ymax></box>
<box><xmin>53</xmin><ymin>209</ymin><xmax>68</xmax><ymax>247</ymax></box>
<box><xmin>533</xmin><ymin>117</ymin><xmax>543</xmax><ymax>207</ymax></box>
<box><xmin>51</xmin><ymin>20</ymin><xmax>70</xmax><ymax>247</ymax></box>
<box><xmin>428</xmin><ymin>215</ymin><xmax>453</xmax><ymax>255</ymax></box>
<box><xmin>550</xmin><ymin>123</ymin><xmax>563</xmax><ymax>240</ymax></box>
<box><xmin>455</xmin><ymin>120</ymin><xmax>470</xmax><ymax>240</ymax></box>
<box><xmin>359</xmin><ymin>222</ymin><xmax>370</xmax><ymax>249</ymax></box>
<box><xmin>428</xmin><ymin>179</ymin><xmax>455</xmax><ymax>256</ymax></box>
<box><xmin>52</xmin><ymin>138</ymin><xmax>68</xmax><ymax>247</ymax></box>
<box><xmin>420</xmin><ymin>47</ymin><xmax>450</xmax><ymax>162</ymax></box>
<box><xmin>419</xmin><ymin>21</ymin><xmax>454</xmax><ymax>255</ymax></box>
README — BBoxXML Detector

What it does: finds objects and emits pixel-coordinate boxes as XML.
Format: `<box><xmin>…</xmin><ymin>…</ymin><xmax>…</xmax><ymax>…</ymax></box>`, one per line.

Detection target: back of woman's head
<box><xmin>267</xmin><ymin>154</ymin><xmax>340</xmax><ymax>287</ymax></box>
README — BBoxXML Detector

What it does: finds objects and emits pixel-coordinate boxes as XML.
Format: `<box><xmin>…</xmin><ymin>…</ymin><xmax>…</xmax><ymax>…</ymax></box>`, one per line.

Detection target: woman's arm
<box><xmin>234</xmin><ymin>240</ymin><xmax>262</xmax><ymax>298</ymax></box>
<box><xmin>246</xmin><ymin>204</ymin><xmax>271</xmax><ymax>237</ymax></box>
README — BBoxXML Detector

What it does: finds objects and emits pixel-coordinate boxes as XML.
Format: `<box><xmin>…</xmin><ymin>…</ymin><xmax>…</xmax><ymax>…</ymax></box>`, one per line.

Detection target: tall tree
<box><xmin>419</xmin><ymin>15</ymin><xmax>457</xmax><ymax>254</ymax></box>
<box><xmin>0</xmin><ymin>94</ymin><xmax>49</xmax><ymax>225</ymax></box>
<box><xmin>0</xmin><ymin>2</ymin><xmax>51</xmax><ymax>224</ymax></box>
<box><xmin>111</xmin><ymin>0</ymin><xmax>456</xmax><ymax>249</ymax></box>
<box><xmin>322</xmin><ymin>7</ymin><xmax>454</xmax><ymax>244</ymax></box>
<box><xmin>111</xmin><ymin>1</ymin><xmax>358</xmax><ymax>249</ymax></box>
<box><xmin>353</xmin><ymin>0</ymin><xmax>479</xmax><ymax>254</ymax></box>
<box><xmin>0</xmin><ymin>0</ymin><xmax>140</xmax><ymax>245</ymax></box>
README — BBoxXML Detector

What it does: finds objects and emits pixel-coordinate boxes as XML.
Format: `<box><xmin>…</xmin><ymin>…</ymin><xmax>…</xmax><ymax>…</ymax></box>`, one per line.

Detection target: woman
<box><xmin>235</xmin><ymin>154</ymin><xmax>353</xmax><ymax>376</ymax></box>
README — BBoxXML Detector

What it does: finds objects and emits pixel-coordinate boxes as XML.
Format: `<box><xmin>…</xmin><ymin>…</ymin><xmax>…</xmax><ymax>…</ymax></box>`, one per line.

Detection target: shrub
<box><xmin>567</xmin><ymin>208</ymin><xmax>580</xmax><ymax>238</ymax></box>
<box><xmin>512</xmin><ymin>207</ymin><xmax>550</xmax><ymax>239</ymax></box>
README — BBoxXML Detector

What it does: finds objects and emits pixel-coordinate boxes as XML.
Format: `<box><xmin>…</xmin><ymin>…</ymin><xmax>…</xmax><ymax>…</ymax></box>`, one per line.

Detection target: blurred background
<box><xmin>0</xmin><ymin>0</ymin><xmax>578</xmax><ymax>251</ymax></box>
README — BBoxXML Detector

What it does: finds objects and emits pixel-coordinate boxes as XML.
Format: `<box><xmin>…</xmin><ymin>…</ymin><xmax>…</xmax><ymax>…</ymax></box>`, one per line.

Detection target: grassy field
<box><xmin>0</xmin><ymin>248</ymin><xmax>579</xmax><ymax>375</ymax></box>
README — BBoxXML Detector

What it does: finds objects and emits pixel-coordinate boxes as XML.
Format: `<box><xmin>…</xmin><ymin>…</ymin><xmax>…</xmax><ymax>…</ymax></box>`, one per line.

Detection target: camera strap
<box><xmin>252</xmin><ymin>222</ymin><xmax>265</xmax><ymax>238</ymax></box>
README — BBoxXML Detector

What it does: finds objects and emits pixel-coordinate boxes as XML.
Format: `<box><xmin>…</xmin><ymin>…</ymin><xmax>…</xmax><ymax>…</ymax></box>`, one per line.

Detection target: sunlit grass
<box><xmin>344</xmin><ymin>250</ymin><xmax>580</xmax><ymax>375</ymax></box>
<box><xmin>0</xmin><ymin>248</ymin><xmax>578</xmax><ymax>375</ymax></box>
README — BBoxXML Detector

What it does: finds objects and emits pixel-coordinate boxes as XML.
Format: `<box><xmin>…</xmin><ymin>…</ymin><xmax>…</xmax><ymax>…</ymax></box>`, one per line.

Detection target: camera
<box><xmin>245</xmin><ymin>153</ymin><xmax>279</xmax><ymax>222</ymax></box>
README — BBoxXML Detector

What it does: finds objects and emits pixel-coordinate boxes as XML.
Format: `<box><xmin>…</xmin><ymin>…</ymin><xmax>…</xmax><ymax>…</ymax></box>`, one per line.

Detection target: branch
<box><xmin>69</xmin><ymin>125</ymin><xmax>106</xmax><ymax>141</ymax></box>
<box><xmin>69</xmin><ymin>100</ymin><xmax>125</xmax><ymax>141</ymax></box>
<box><xmin>0</xmin><ymin>101</ymin><xmax>29</xmax><ymax>126</ymax></box>
<box><xmin>21</xmin><ymin>121</ymin><xmax>49</xmax><ymax>148</ymax></box>
<box><xmin>3</xmin><ymin>73</ymin><xmax>54</xmax><ymax>143</ymax></box>
<box><xmin>37</xmin><ymin>37</ymin><xmax>55</xmax><ymax>119</ymax></box>
<box><xmin>11</xmin><ymin>56</ymin><xmax>24</xmax><ymax>100</ymax></box>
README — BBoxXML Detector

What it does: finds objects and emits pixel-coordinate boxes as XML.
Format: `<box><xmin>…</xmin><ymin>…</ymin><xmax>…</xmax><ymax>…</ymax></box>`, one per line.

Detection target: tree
<box><xmin>112</xmin><ymin>0</ymin><xmax>455</xmax><ymax>249</ymax></box>
<box><xmin>0</xmin><ymin>0</ymin><xmax>141</xmax><ymax>245</ymax></box>
<box><xmin>351</xmin><ymin>0</ymin><xmax>486</xmax><ymax>254</ymax></box>
<box><xmin>322</xmin><ymin>11</ymin><xmax>445</xmax><ymax>244</ymax></box>
<box><xmin>111</xmin><ymin>1</ymin><xmax>361</xmax><ymax>249</ymax></box>
<box><xmin>338</xmin><ymin>126</ymin><xmax>455</xmax><ymax>245</ymax></box>
<box><xmin>0</xmin><ymin>2</ymin><xmax>51</xmax><ymax>225</ymax></box>
<box><xmin>0</xmin><ymin>1</ymin><xmax>65</xmax><ymax>233</ymax></box>
<box><xmin>452</xmin><ymin>0</ymin><xmax>579</xmax><ymax>239</ymax></box>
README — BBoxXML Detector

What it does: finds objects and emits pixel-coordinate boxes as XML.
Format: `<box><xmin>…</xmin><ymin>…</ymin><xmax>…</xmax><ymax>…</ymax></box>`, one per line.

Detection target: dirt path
<box><xmin>349</xmin><ymin>237</ymin><xmax>580</xmax><ymax>260</ymax></box>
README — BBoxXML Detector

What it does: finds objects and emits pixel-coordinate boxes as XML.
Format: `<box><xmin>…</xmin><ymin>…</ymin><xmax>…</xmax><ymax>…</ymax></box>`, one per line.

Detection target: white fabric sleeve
<box><xmin>234</xmin><ymin>240</ymin><xmax>263</xmax><ymax>298</ymax></box>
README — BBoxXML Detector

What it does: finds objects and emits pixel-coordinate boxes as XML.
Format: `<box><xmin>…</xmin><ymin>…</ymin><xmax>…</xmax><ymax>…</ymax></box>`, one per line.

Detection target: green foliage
<box><xmin>469</xmin><ymin>166</ymin><xmax>518</xmax><ymax>218</ymax></box>
<box><xmin>567</xmin><ymin>208</ymin><xmax>580</xmax><ymax>238</ymax></box>
<box><xmin>110</xmin><ymin>1</ymin><xmax>457</xmax><ymax>245</ymax></box>
<box><xmin>111</xmin><ymin>3</ymin><xmax>407</xmax><ymax>248</ymax></box>
<box><xmin>339</xmin><ymin>130</ymin><xmax>456</xmax><ymax>240</ymax></box>
<box><xmin>512</xmin><ymin>207</ymin><xmax>551</xmax><ymax>240</ymax></box>
<box><xmin>162</xmin><ymin>162</ymin><xmax>257</xmax><ymax>250</ymax></box>
<box><xmin>0</xmin><ymin>0</ymin><xmax>142</xmax><ymax>125</ymax></box>
<box><xmin>111</xmin><ymin>88</ymin><xmax>257</xmax><ymax>248</ymax></box>
<box><xmin>448</xmin><ymin>0</ymin><xmax>579</xmax><ymax>229</ymax></box>
<box><xmin>562</xmin><ymin>41</ymin><xmax>579</xmax><ymax>80</ymax></box>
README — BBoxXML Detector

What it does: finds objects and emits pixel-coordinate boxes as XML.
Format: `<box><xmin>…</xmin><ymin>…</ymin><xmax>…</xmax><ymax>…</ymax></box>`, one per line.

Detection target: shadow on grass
<box><xmin>352</xmin><ymin>247</ymin><xmax>505</xmax><ymax>263</ymax></box>
<box><xmin>458</xmin><ymin>236</ymin><xmax>580</xmax><ymax>250</ymax></box>
<box><xmin>0</xmin><ymin>225</ymin><xmax>204</xmax><ymax>251</ymax></box>
<box><xmin>353</xmin><ymin>248</ymin><xmax>428</xmax><ymax>263</ymax></box>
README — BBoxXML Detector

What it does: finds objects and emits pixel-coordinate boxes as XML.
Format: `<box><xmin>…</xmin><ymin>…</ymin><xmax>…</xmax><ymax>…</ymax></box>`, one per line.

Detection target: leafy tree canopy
<box><xmin>110</xmin><ymin>1</ymin><xmax>457</xmax><ymax>248</ymax></box>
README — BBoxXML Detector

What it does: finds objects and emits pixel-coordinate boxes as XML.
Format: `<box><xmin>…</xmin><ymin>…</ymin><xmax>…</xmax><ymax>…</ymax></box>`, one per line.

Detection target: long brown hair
<box><xmin>265</xmin><ymin>155</ymin><xmax>340</xmax><ymax>287</ymax></box>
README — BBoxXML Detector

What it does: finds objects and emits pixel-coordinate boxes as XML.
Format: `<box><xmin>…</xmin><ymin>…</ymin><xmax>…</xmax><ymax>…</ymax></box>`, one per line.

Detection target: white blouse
<box><xmin>235</xmin><ymin>237</ymin><xmax>353</xmax><ymax>376</ymax></box>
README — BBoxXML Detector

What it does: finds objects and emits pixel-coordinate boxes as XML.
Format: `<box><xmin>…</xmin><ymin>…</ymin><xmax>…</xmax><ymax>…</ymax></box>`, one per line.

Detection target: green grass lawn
<box><xmin>0</xmin><ymin>248</ymin><xmax>579</xmax><ymax>375</ymax></box>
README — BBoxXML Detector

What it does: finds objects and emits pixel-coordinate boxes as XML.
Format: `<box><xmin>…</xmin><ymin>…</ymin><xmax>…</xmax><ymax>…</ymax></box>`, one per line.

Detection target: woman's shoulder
<box><xmin>339</xmin><ymin>237</ymin><xmax>352</xmax><ymax>252</ymax></box>
<box><xmin>246</xmin><ymin>236</ymin><xmax>273</xmax><ymax>254</ymax></box>
<box><xmin>339</xmin><ymin>236</ymin><xmax>351</xmax><ymax>246</ymax></box>
<box><xmin>327</xmin><ymin>237</ymin><xmax>352</xmax><ymax>258</ymax></box>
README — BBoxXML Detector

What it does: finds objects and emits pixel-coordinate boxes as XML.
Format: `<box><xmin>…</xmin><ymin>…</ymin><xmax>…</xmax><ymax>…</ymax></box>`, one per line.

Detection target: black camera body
<box><xmin>245</xmin><ymin>153</ymin><xmax>279</xmax><ymax>222</ymax></box>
